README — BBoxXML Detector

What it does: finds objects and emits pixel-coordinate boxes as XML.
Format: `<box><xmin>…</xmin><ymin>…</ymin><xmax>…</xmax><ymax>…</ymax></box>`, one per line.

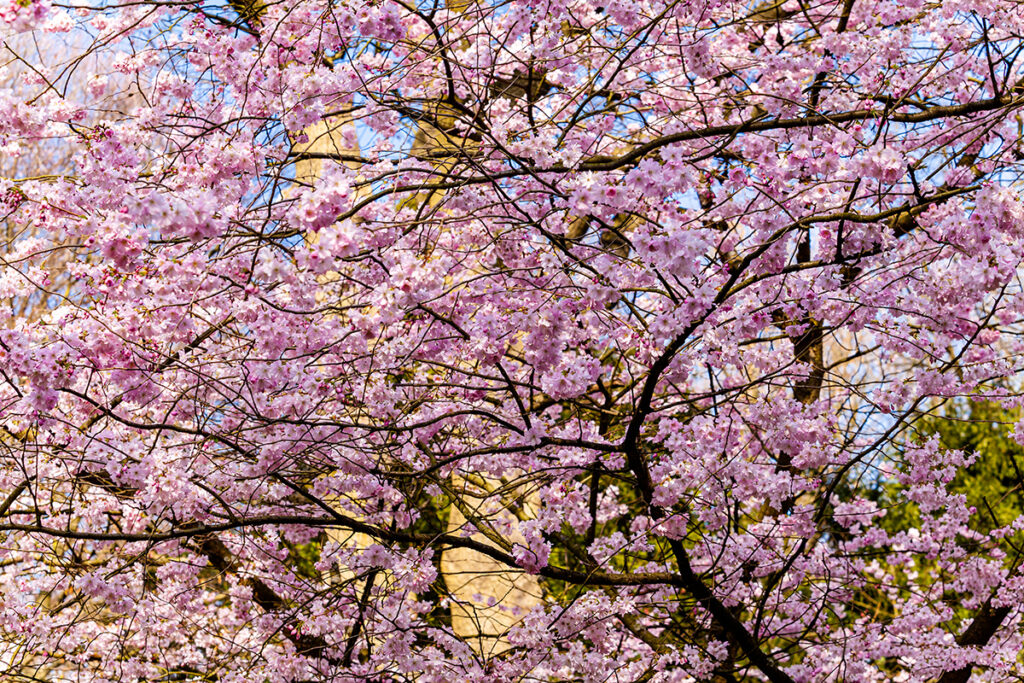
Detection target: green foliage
<box><xmin>841</xmin><ymin>401</ymin><xmax>1024</xmax><ymax>630</ymax></box>
<box><xmin>923</xmin><ymin>401</ymin><xmax>1024</xmax><ymax>536</ymax></box>
<box><xmin>869</xmin><ymin>400</ymin><xmax>1024</xmax><ymax>538</ymax></box>
<box><xmin>284</xmin><ymin>533</ymin><xmax>325</xmax><ymax>581</ymax></box>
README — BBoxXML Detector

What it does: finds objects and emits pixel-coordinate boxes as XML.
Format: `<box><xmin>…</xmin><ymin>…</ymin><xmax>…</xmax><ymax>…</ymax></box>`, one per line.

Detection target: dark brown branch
<box><xmin>935</xmin><ymin>598</ymin><xmax>1012</xmax><ymax>683</ymax></box>
<box><xmin>0</xmin><ymin>519</ymin><xmax>687</xmax><ymax>588</ymax></box>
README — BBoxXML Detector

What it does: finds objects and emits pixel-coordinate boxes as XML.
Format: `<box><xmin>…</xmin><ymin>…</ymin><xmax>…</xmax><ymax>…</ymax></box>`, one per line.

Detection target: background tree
<box><xmin>4</xmin><ymin>1</ymin><xmax>1024</xmax><ymax>682</ymax></box>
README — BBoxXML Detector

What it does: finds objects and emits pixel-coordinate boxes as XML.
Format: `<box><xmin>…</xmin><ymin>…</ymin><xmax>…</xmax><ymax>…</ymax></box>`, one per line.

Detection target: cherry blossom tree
<box><xmin>3</xmin><ymin>0</ymin><xmax>1024</xmax><ymax>681</ymax></box>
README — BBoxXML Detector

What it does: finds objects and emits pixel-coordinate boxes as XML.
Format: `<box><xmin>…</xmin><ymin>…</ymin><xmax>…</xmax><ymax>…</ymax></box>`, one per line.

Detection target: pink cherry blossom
<box><xmin>2</xmin><ymin>1</ymin><xmax>1024</xmax><ymax>681</ymax></box>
